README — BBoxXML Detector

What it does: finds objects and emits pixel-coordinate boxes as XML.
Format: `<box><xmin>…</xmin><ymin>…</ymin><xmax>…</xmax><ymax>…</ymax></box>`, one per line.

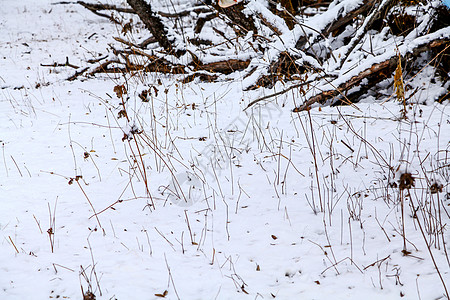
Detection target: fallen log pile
<box><xmin>70</xmin><ymin>0</ymin><xmax>449</xmax><ymax>108</ymax></box>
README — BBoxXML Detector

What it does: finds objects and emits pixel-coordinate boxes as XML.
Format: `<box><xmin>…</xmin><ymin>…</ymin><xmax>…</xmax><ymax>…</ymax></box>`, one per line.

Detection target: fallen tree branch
<box><xmin>41</xmin><ymin>57</ymin><xmax>79</xmax><ymax>69</ymax></box>
<box><xmin>157</xmin><ymin>7</ymin><xmax>211</xmax><ymax>18</ymax></box>
<box><xmin>138</xmin><ymin>36</ymin><xmax>157</xmax><ymax>48</ymax></box>
<box><xmin>181</xmin><ymin>73</ymin><xmax>219</xmax><ymax>84</ymax></box>
<box><xmin>77</xmin><ymin>1</ymin><xmax>122</xmax><ymax>24</ymax></box>
<box><xmin>339</xmin><ymin>0</ymin><xmax>395</xmax><ymax>68</ymax></box>
<box><xmin>213</xmin><ymin>2</ymin><xmax>257</xmax><ymax>34</ymax></box>
<box><xmin>323</xmin><ymin>0</ymin><xmax>375</xmax><ymax>38</ymax></box>
<box><xmin>113</xmin><ymin>36</ymin><xmax>156</xmax><ymax>49</ymax></box>
<box><xmin>87</xmin><ymin>60</ymin><xmax>122</xmax><ymax>76</ymax></box>
<box><xmin>77</xmin><ymin>1</ymin><xmax>134</xmax><ymax>14</ymax></box>
<box><xmin>195</xmin><ymin>59</ymin><xmax>250</xmax><ymax>74</ymax></box>
<box><xmin>195</xmin><ymin>12</ymin><xmax>218</xmax><ymax>34</ymax></box>
<box><xmin>126</xmin><ymin>0</ymin><xmax>175</xmax><ymax>54</ymax></box>
<box><xmin>113</xmin><ymin>36</ymin><xmax>140</xmax><ymax>48</ymax></box>
<box><xmin>295</xmin><ymin>0</ymin><xmax>375</xmax><ymax>50</ymax></box>
<box><xmin>293</xmin><ymin>35</ymin><xmax>450</xmax><ymax>112</ymax></box>
<box><xmin>67</xmin><ymin>67</ymin><xmax>89</xmax><ymax>81</ymax></box>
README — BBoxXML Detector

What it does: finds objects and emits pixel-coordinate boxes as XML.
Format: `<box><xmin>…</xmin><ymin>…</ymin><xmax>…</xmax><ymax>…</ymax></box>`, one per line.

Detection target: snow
<box><xmin>1</xmin><ymin>0</ymin><xmax>449</xmax><ymax>300</ymax></box>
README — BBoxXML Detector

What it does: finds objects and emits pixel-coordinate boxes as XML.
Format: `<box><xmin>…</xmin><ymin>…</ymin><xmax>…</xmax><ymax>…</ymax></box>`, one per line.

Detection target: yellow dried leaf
<box><xmin>394</xmin><ymin>56</ymin><xmax>405</xmax><ymax>102</ymax></box>
<box><xmin>155</xmin><ymin>290</ymin><xmax>168</xmax><ymax>297</ymax></box>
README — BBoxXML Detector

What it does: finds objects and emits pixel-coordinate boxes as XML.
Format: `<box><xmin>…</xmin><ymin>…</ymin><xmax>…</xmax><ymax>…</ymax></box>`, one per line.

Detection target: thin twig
<box><xmin>8</xmin><ymin>236</ymin><xmax>19</xmax><ymax>253</ymax></box>
<box><xmin>76</xmin><ymin>180</ymin><xmax>102</xmax><ymax>230</ymax></box>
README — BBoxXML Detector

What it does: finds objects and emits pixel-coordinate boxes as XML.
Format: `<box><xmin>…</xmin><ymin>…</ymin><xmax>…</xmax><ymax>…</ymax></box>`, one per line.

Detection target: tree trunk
<box><xmin>126</xmin><ymin>0</ymin><xmax>173</xmax><ymax>53</ymax></box>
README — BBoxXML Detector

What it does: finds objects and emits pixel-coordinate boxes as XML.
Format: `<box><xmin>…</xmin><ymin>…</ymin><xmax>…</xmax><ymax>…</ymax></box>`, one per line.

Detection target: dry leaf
<box><xmin>155</xmin><ymin>290</ymin><xmax>168</xmax><ymax>297</ymax></box>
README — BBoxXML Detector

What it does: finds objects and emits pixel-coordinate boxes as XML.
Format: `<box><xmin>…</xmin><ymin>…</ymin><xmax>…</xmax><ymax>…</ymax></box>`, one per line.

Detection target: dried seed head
<box><xmin>429</xmin><ymin>182</ymin><xmax>443</xmax><ymax>194</ymax></box>
<box><xmin>399</xmin><ymin>173</ymin><xmax>414</xmax><ymax>190</ymax></box>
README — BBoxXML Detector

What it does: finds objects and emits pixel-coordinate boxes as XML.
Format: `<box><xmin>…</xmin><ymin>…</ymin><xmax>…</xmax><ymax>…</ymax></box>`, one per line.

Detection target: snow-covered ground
<box><xmin>1</xmin><ymin>1</ymin><xmax>449</xmax><ymax>299</ymax></box>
